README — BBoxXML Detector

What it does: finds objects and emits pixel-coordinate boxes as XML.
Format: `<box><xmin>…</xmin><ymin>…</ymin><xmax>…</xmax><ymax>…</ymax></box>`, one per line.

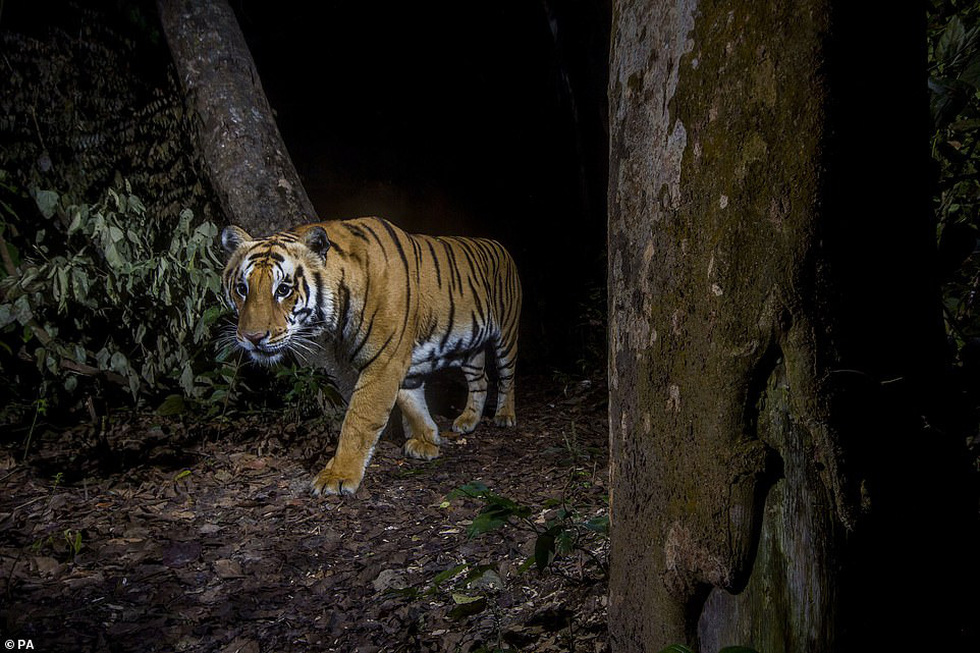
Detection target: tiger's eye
<box><xmin>235</xmin><ymin>282</ymin><xmax>248</xmax><ymax>297</ymax></box>
<box><xmin>275</xmin><ymin>284</ymin><xmax>292</xmax><ymax>298</ymax></box>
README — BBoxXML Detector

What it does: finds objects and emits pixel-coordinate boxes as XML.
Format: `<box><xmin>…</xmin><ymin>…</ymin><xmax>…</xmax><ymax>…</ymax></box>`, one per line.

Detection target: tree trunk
<box><xmin>608</xmin><ymin>1</ymin><xmax>973</xmax><ymax>651</ymax></box>
<box><xmin>156</xmin><ymin>0</ymin><xmax>316</xmax><ymax>235</ymax></box>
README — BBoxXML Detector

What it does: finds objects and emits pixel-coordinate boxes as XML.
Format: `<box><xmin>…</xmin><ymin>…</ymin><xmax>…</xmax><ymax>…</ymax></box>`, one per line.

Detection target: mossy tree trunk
<box><xmin>156</xmin><ymin>0</ymin><xmax>316</xmax><ymax>235</ymax></box>
<box><xmin>608</xmin><ymin>1</ymin><xmax>974</xmax><ymax>651</ymax></box>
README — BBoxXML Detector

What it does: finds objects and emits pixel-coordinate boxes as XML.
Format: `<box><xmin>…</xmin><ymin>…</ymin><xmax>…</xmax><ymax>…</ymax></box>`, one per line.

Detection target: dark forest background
<box><xmin>0</xmin><ymin>0</ymin><xmax>978</xmax><ymax>469</ymax></box>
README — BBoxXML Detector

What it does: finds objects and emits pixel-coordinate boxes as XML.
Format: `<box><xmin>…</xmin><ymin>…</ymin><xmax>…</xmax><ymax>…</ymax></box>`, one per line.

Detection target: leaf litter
<box><xmin>0</xmin><ymin>373</ymin><xmax>609</xmax><ymax>652</ymax></box>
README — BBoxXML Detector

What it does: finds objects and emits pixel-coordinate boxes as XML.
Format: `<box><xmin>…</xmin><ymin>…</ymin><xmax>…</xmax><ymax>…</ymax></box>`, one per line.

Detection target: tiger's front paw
<box><xmin>404</xmin><ymin>437</ymin><xmax>441</xmax><ymax>460</ymax></box>
<box><xmin>311</xmin><ymin>458</ymin><xmax>364</xmax><ymax>496</ymax></box>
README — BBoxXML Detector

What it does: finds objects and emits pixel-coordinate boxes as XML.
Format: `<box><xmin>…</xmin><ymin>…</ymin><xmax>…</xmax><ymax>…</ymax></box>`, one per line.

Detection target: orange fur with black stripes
<box><xmin>220</xmin><ymin>217</ymin><xmax>522</xmax><ymax>495</ymax></box>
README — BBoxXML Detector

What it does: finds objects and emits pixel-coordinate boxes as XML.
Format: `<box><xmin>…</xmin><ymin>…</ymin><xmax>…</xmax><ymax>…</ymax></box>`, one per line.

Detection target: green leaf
<box><xmin>483</xmin><ymin>493</ymin><xmax>531</xmax><ymax>518</ymax></box>
<box><xmin>33</xmin><ymin>190</ymin><xmax>59</xmax><ymax>219</ymax></box>
<box><xmin>0</xmin><ymin>304</ymin><xmax>14</xmax><ymax>328</ymax></box>
<box><xmin>95</xmin><ymin>347</ymin><xmax>110</xmax><ymax>368</ymax></box>
<box><xmin>959</xmin><ymin>56</ymin><xmax>980</xmax><ymax>89</ymax></box>
<box><xmin>157</xmin><ymin>394</ymin><xmax>186</xmax><ymax>416</ymax></box>
<box><xmin>201</xmin><ymin>305</ymin><xmax>224</xmax><ymax>327</ymax></box>
<box><xmin>447</xmin><ymin>481</ymin><xmax>491</xmax><ymax>500</ymax></box>
<box><xmin>584</xmin><ymin>514</ymin><xmax>610</xmax><ymax>535</ymax></box>
<box><xmin>67</xmin><ymin>209</ymin><xmax>82</xmax><ymax>234</ymax></box>
<box><xmin>104</xmin><ymin>243</ymin><xmax>122</xmax><ymax>268</ymax></box>
<box><xmin>180</xmin><ymin>362</ymin><xmax>195</xmax><ymax>393</ymax></box>
<box><xmin>13</xmin><ymin>295</ymin><xmax>33</xmax><ymax>325</ymax></box>
<box><xmin>448</xmin><ymin>595</ymin><xmax>487</xmax><ymax>620</ymax></box>
<box><xmin>466</xmin><ymin>500</ymin><xmax>526</xmax><ymax>538</ymax></box>
<box><xmin>451</xmin><ymin>592</ymin><xmax>483</xmax><ymax>605</ymax></box>
<box><xmin>466</xmin><ymin>511</ymin><xmax>508</xmax><ymax>538</ymax></box>
<box><xmin>128</xmin><ymin>194</ymin><xmax>146</xmax><ymax>215</ymax></box>
<box><xmin>109</xmin><ymin>351</ymin><xmax>129</xmax><ymax>374</ymax></box>
<box><xmin>555</xmin><ymin>528</ymin><xmax>575</xmax><ymax>555</ymax></box>
<box><xmin>2</xmin><ymin>240</ymin><xmax>20</xmax><ymax>270</ymax></box>
<box><xmin>431</xmin><ymin>563</ymin><xmax>468</xmax><ymax>586</ymax></box>
<box><xmin>535</xmin><ymin>528</ymin><xmax>558</xmax><ymax>572</ymax></box>
<box><xmin>71</xmin><ymin>267</ymin><xmax>91</xmax><ymax>303</ymax></box>
<box><xmin>108</xmin><ymin>188</ymin><xmax>123</xmax><ymax>212</ymax></box>
<box><xmin>55</xmin><ymin>267</ymin><xmax>68</xmax><ymax>309</ymax></box>
<box><xmin>39</xmin><ymin>346</ymin><xmax>57</xmax><ymax>374</ymax></box>
<box><xmin>385</xmin><ymin>586</ymin><xmax>420</xmax><ymax>599</ymax></box>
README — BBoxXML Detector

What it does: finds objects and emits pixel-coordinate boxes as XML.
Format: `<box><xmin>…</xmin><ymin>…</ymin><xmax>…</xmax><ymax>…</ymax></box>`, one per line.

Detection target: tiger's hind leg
<box><xmin>492</xmin><ymin>335</ymin><xmax>517</xmax><ymax>427</ymax></box>
<box><xmin>452</xmin><ymin>349</ymin><xmax>489</xmax><ymax>434</ymax></box>
<box><xmin>399</xmin><ymin>384</ymin><xmax>442</xmax><ymax>460</ymax></box>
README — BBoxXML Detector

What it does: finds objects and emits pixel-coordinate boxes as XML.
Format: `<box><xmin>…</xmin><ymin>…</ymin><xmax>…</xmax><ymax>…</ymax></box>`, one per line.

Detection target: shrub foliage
<box><xmin>0</xmin><ymin>175</ymin><xmax>229</xmax><ymax>405</ymax></box>
<box><xmin>930</xmin><ymin>1</ymin><xmax>980</xmax><ymax>367</ymax></box>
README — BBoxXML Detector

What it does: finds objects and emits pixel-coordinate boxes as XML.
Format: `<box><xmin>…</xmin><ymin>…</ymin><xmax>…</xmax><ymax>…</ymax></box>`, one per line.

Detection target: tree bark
<box><xmin>608</xmin><ymin>1</ymin><xmax>972</xmax><ymax>651</ymax></box>
<box><xmin>156</xmin><ymin>0</ymin><xmax>317</xmax><ymax>235</ymax></box>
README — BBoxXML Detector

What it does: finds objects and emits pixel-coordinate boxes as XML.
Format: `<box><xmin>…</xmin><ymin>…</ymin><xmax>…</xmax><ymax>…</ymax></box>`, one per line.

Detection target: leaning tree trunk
<box><xmin>608</xmin><ymin>1</ymin><xmax>973</xmax><ymax>651</ymax></box>
<box><xmin>157</xmin><ymin>0</ymin><xmax>316</xmax><ymax>235</ymax></box>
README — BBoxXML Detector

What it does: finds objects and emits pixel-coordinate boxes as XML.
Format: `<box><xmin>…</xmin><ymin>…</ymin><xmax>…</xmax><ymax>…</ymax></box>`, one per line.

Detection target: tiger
<box><xmin>220</xmin><ymin>216</ymin><xmax>522</xmax><ymax>495</ymax></box>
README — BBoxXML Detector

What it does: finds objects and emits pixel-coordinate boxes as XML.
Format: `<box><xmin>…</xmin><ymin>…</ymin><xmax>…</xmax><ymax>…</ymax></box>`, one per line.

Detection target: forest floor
<box><xmin>0</xmin><ymin>372</ymin><xmax>609</xmax><ymax>653</ymax></box>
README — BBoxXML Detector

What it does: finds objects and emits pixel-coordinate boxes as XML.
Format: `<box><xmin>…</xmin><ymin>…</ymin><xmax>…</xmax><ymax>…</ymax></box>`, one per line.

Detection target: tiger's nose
<box><xmin>241</xmin><ymin>330</ymin><xmax>267</xmax><ymax>345</ymax></box>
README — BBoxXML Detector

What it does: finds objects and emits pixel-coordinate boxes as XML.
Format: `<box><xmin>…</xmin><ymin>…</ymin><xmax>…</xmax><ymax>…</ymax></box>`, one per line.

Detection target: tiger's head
<box><xmin>220</xmin><ymin>224</ymin><xmax>332</xmax><ymax>365</ymax></box>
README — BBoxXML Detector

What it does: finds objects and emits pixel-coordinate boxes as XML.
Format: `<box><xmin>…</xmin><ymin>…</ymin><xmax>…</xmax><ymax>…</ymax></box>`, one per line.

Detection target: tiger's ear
<box><xmin>304</xmin><ymin>226</ymin><xmax>331</xmax><ymax>258</ymax></box>
<box><xmin>221</xmin><ymin>225</ymin><xmax>252</xmax><ymax>254</ymax></box>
